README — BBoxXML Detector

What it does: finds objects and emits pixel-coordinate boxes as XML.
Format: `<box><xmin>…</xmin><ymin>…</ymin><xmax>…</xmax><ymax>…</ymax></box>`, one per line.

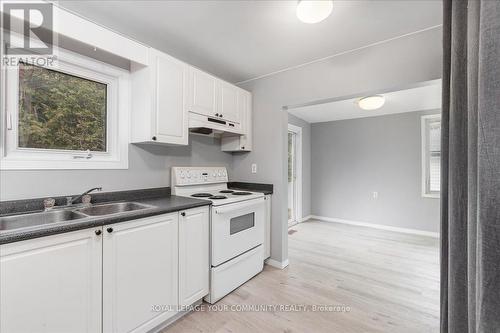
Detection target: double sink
<box><xmin>0</xmin><ymin>202</ymin><xmax>153</xmax><ymax>233</ymax></box>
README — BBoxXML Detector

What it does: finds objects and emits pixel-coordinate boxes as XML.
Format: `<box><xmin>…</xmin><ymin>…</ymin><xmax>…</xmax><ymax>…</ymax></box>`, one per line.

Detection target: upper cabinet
<box><xmin>187</xmin><ymin>68</ymin><xmax>218</xmax><ymax>117</ymax></box>
<box><xmin>131</xmin><ymin>47</ymin><xmax>252</xmax><ymax>150</ymax></box>
<box><xmin>218</xmin><ymin>81</ymin><xmax>240</xmax><ymax>123</ymax></box>
<box><xmin>187</xmin><ymin>67</ymin><xmax>245</xmax><ymax>125</ymax></box>
<box><xmin>131</xmin><ymin>49</ymin><xmax>189</xmax><ymax>145</ymax></box>
<box><xmin>221</xmin><ymin>89</ymin><xmax>253</xmax><ymax>152</ymax></box>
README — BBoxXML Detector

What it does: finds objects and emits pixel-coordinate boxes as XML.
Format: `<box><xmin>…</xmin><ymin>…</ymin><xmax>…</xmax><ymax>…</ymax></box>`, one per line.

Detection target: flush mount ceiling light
<box><xmin>357</xmin><ymin>95</ymin><xmax>386</xmax><ymax>110</ymax></box>
<box><xmin>296</xmin><ymin>0</ymin><xmax>333</xmax><ymax>24</ymax></box>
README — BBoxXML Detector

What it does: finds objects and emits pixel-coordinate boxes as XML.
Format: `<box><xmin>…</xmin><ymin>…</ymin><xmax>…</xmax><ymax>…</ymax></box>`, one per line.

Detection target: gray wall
<box><xmin>234</xmin><ymin>27</ymin><xmax>442</xmax><ymax>263</ymax></box>
<box><xmin>0</xmin><ymin>135</ymin><xmax>233</xmax><ymax>201</ymax></box>
<box><xmin>311</xmin><ymin>110</ymin><xmax>440</xmax><ymax>233</ymax></box>
<box><xmin>288</xmin><ymin>113</ymin><xmax>311</xmax><ymax>218</ymax></box>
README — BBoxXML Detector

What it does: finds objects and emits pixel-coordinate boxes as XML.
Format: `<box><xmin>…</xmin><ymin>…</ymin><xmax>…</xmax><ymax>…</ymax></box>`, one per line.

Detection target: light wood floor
<box><xmin>164</xmin><ymin>220</ymin><xmax>440</xmax><ymax>333</ymax></box>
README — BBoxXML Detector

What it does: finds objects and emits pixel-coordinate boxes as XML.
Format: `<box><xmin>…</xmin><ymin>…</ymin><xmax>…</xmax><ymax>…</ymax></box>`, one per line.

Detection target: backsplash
<box><xmin>0</xmin><ymin>136</ymin><xmax>233</xmax><ymax>201</ymax></box>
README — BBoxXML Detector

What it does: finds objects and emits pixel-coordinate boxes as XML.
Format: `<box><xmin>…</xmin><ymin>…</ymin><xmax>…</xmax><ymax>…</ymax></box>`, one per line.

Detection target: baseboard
<box><xmin>300</xmin><ymin>215</ymin><xmax>313</xmax><ymax>222</ymax></box>
<box><xmin>265</xmin><ymin>258</ymin><xmax>289</xmax><ymax>269</ymax></box>
<box><xmin>310</xmin><ymin>215</ymin><xmax>440</xmax><ymax>238</ymax></box>
<box><xmin>149</xmin><ymin>298</ymin><xmax>203</xmax><ymax>333</ymax></box>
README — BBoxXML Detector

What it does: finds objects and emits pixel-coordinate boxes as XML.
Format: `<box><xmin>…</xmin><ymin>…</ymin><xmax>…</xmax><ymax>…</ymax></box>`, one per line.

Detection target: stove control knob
<box><xmin>186</xmin><ymin>171</ymin><xmax>191</xmax><ymax>178</ymax></box>
<box><xmin>180</xmin><ymin>171</ymin><xmax>185</xmax><ymax>178</ymax></box>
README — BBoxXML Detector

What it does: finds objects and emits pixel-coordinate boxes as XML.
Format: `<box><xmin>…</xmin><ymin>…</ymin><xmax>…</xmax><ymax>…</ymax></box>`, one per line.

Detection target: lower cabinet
<box><xmin>0</xmin><ymin>207</ymin><xmax>210</xmax><ymax>333</ymax></box>
<box><xmin>179</xmin><ymin>206</ymin><xmax>209</xmax><ymax>306</ymax></box>
<box><xmin>103</xmin><ymin>213</ymin><xmax>179</xmax><ymax>333</ymax></box>
<box><xmin>0</xmin><ymin>228</ymin><xmax>102</xmax><ymax>333</ymax></box>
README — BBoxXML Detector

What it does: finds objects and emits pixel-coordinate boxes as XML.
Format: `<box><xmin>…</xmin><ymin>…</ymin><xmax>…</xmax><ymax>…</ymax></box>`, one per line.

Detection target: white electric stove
<box><xmin>171</xmin><ymin>167</ymin><xmax>265</xmax><ymax>303</ymax></box>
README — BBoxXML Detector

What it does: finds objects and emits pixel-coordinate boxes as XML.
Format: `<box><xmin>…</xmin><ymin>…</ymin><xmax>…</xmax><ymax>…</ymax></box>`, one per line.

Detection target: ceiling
<box><xmin>57</xmin><ymin>0</ymin><xmax>442</xmax><ymax>83</ymax></box>
<box><xmin>288</xmin><ymin>81</ymin><xmax>442</xmax><ymax>123</ymax></box>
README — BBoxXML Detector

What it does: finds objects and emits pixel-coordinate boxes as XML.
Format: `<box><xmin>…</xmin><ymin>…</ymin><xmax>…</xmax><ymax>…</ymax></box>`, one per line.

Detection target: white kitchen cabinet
<box><xmin>187</xmin><ymin>67</ymin><xmax>218</xmax><ymax>117</ymax></box>
<box><xmin>0</xmin><ymin>228</ymin><xmax>103</xmax><ymax>333</ymax></box>
<box><xmin>179</xmin><ymin>206</ymin><xmax>210</xmax><ymax>306</ymax></box>
<box><xmin>131</xmin><ymin>48</ymin><xmax>189</xmax><ymax>145</ymax></box>
<box><xmin>218</xmin><ymin>81</ymin><xmax>240</xmax><ymax>123</ymax></box>
<box><xmin>221</xmin><ymin>89</ymin><xmax>253</xmax><ymax>152</ymax></box>
<box><xmin>263</xmin><ymin>195</ymin><xmax>271</xmax><ymax>260</ymax></box>
<box><xmin>103</xmin><ymin>213</ymin><xmax>179</xmax><ymax>333</ymax></box>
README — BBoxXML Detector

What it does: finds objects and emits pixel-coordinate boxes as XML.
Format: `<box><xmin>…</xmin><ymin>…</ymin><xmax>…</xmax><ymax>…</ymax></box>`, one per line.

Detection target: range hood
<box><xmin>189</xmin><ymin>112</ymin><xmax>243</xmax><ymax>136</ymax></box>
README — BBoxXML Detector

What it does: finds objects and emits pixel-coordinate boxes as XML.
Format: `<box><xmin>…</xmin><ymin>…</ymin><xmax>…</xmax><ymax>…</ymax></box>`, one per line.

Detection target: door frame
<box><xmin>287</xmin><ymin>124</ymin><xmax>302</xmax><ymax>225</ymax></box>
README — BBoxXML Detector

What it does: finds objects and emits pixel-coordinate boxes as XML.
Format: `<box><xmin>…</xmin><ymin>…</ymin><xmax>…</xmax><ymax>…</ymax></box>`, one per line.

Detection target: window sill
<box><xmin>422</xmin><ymin>193</ymin><xmax>440</xmax><ymax>199</ymax></box>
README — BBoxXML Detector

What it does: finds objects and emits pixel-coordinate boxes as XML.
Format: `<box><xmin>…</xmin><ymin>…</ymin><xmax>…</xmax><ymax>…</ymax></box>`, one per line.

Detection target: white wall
<box><xmin>0</xmin><ymin>136</ymin><xmax>233</xmax><ymax>200</ymax></box>
<box><xmin>234</xmin><ymin>27</ymin><xmax>442</xmax><ymax>263</ymax></box>
<box><xmin>311</xmin><ymin>110</ymin><xmax>440</xmax><ymax>233</ymax></box>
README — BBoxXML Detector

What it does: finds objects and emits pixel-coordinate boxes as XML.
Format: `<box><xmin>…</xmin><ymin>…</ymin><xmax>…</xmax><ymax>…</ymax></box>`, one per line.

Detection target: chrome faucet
<box><xmin>67</xmin><ymin>187</ymin><xmax>102</xmax><ymax>206</ymax></box>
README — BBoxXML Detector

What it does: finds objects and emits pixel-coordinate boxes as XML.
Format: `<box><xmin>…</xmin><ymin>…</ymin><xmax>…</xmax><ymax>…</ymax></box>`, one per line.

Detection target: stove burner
<box><xmin>232</xmin><ymin>191</ymin><xmax>252</xmax><ymax>196</ymax></box>
<box><xmin>191</xmin><ymin>193</ymin><xmax>213</xmax><ymax>198</ymax></box>
<box><xmin>219</xmin><ymin>190</ymin><xmax>234</xmax><ymax>193</ymax></box>
<box><xmin>209</xmin><ymin>195</ymin><xmax>227</xmax><ymax>200</ymax></box>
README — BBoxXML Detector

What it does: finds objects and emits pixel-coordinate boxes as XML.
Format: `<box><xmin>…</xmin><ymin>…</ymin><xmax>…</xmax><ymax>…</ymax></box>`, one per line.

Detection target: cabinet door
<box><xmin>179</xmin><ymin>206</ymin><xmax>210</xmax><ymax>306</ymax></box>
<box><xmin>218</xmin><ymin>81</ymin><xmax>240</xmax><ymax>123</ymax></box>
<box><xmin>188</xmin><ymin>68</ymin><xmax>217</xmax><ymax>117</ymax></box>
<box><xmin>103</xmin><ymin>214</ymin><xmax>178</xmax><ymax>333</ymax></box>
<box><xmin>153</xmin><ymin>51</ymin><xmax>188</xmax><ymax>145</ymax></box>
<box><xmin>239</xmin><ymin>89</ymin><xmax>252</xmax><ymax>150</ymax></box>
<box><xmin>0</xmin><ymin>228</ymin><xmax>102</xmax><ymax>333</ymax></box>
<box><xmin>220</xmin><ymin>89</ymin><xmax>252</xmax><ymax>152</ymax></box>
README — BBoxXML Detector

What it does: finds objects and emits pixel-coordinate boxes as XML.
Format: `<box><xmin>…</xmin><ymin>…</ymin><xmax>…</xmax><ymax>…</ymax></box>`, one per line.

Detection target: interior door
<box><xmin>288</xmin><ymin>131</ymin><xmax>298</xmax><ymax>226</ymax></box>
<box><xmin>103</xmin><ymin>214</ymin><xmax>178</xmax><ymax>333</ymax></box>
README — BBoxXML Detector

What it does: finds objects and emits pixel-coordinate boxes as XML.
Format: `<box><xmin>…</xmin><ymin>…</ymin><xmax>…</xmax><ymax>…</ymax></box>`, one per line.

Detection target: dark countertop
<box><xmin>0</xmin><ymin>188</ymin><xmax>210</xmax><ymax>245</ymax></box>
<box><xmin>228</xmin><ymin>182</ymin><xmax>273</xmax><ymax>195</ymax></box>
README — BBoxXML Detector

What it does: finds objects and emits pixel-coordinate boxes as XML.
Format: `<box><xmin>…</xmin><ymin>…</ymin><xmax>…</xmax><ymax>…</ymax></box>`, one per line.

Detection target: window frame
<box><xmin>1</xmin><ymin>36</ymin><xmax>130</xmax><ymax>170</ymax></box>
<box><xmin>421</xmin><ymin>114</ymin><xmax>441</xmax><ymax>198</ymax></box>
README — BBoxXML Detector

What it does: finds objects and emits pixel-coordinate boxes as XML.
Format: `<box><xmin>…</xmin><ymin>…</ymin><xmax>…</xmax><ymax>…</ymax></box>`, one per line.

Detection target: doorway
<box><xmin>288</xmin><ymin>124</ymin><xmax>302</xmax><ymax>227</ymax></box>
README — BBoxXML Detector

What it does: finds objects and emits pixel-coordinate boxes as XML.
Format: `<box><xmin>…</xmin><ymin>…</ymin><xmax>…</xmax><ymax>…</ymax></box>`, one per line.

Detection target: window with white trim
<box><xmin>422</xmin><ymin>114</ymin><xmax>441</xmax><ymax>198</ymax></box>
<box><xmin>1</xmin><ymin>43</ymin><xmax>130</xmax><ymax>170</ymax></box>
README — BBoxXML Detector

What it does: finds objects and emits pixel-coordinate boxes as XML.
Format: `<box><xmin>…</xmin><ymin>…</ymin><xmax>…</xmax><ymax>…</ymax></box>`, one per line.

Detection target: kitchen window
<box><xmin>1</xmin><ymin>45</ymin><xmax>130</xmax><ymax>169</ymax></box>
<box><xmin>421</xmin><ymin>114</ymin><xmax>441</xmax><ymax>198</ymax></box>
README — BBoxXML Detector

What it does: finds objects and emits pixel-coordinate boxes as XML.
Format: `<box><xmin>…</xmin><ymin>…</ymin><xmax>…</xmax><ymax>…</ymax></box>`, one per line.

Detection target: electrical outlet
<box><xmin>372</xmin><ymin>191</ymin><xmax>379</xmax><ymax>199</ymax></box>
<box><xmin>251</xmin><ymin>163</ymin><xmax>257</xmax><ymax>174</ymax></box>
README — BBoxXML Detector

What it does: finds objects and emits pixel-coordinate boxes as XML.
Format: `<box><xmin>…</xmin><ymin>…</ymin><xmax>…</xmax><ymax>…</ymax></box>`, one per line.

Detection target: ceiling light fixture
<box><xmin>357</xmin><ymin>95</ymin><xmax>386</xmax><ymax>110</ymax></box>
<box><xmin>296</xmin><ymin>0</ymin><xmax>333</xmax><ymax>24</ymax></box>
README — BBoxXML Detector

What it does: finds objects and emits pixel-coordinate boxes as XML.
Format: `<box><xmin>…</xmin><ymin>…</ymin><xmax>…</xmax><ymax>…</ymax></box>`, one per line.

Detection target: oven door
<box><xmin>211</xmin><ymin>197</ymin><xmax>265</xmax><ymax>267</ymax></box>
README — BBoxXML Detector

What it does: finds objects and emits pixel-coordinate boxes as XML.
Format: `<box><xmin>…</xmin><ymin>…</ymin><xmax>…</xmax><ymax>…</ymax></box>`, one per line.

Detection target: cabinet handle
<box><xmin>107</xmin><ymin>227</ymin><xmax>113</xmax><ymax>233</ymax></box>
<box><xmin>181</xmin><ymin>212</ymin><xmax>186</xmax><ymax>217</ymax></box>
<box><xmin>95</xmin><ymin>229</ymin><xmax>102</xmax><ymax>235</ymax></box>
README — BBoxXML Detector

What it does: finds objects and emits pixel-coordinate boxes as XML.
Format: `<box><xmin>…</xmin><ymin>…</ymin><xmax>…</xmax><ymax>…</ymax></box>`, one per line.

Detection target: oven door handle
<box><xmin>214</xmin><ymin>197</ymin><xmax>265</xmax><ymax>214</ymax></box>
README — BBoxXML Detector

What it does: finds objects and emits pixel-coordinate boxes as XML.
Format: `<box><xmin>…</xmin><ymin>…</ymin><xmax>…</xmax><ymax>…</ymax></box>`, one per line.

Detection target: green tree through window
<box><xmin>18</xmin><ymin>62</ymin><xmax>107</xmax><ymax>152</ymax></box>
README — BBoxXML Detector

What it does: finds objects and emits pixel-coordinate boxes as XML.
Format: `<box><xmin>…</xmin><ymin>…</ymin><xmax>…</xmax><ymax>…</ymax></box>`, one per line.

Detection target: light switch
<box><xmin>372</xmin><ymin>191</ymin><xmax>379</xmax><ymax>199</ymax></box>
<box><xmin>251</xmin><ymin>164</ymin><xmax>257</xmax><ymax>174</ymax></box>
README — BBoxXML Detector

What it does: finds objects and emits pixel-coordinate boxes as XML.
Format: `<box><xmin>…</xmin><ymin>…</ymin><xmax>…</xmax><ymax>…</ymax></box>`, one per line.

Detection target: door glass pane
<box><xmin>230</xmin><ymin>213</ymin><xmax>255</xmax><ymax>235</ymax></box>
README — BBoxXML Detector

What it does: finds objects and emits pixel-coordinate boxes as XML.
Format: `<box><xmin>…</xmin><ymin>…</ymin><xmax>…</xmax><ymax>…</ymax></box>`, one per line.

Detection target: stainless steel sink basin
<box><xmin>76</xmin><ymin>202</ymin><xmax>151</xmax><ymax>216</ymax></box>
<box><xmin>0</xmin><ymin>210</ymin><xmax>87</xmax><ymax>232</ymax></box>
